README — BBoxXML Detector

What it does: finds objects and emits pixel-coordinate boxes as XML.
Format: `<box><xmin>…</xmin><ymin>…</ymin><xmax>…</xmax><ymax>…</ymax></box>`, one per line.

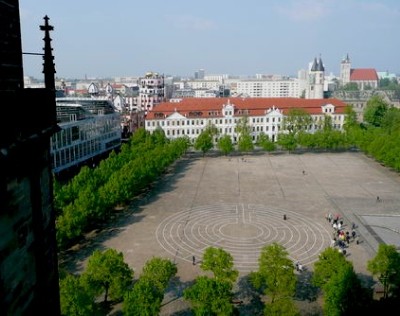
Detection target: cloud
<box><xmin>165</xmin><ymin>14</ymin><xmax>216</xmax><ymax>31</ymax></box>
<box><xmin>276</xmin><ymin>0</ymin><xmax>332</xmax><ymax>22</ymax></box>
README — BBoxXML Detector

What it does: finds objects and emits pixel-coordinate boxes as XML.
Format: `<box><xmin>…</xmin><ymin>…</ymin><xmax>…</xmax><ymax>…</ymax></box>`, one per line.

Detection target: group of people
<box><xmin>327</xmin><ymin>212</ymin><xmax>359</xmax><ymax>255</ymax></box>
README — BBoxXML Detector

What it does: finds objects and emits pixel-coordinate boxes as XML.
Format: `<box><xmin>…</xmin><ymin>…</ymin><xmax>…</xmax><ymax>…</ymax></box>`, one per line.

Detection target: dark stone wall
<box><xmin>0</xmin><ymin>1</ymin><xmax>61</xmax><ymax>315</ymax></box>
<box><xmin>0</xmin><ymin>0</ymin><xmax>24</xmax><ymax>91</ymax></box>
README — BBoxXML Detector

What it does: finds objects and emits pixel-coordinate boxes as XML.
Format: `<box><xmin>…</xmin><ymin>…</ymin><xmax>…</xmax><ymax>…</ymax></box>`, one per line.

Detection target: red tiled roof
<box><xmin>350</xmin><ymin>69</ymin><xmax>378</xmax><ymax>81</ymax></box>
<box><xmin>146</xmin><ymin>97</ymin><xmax>347</xmax><ymax>119</ymax></box>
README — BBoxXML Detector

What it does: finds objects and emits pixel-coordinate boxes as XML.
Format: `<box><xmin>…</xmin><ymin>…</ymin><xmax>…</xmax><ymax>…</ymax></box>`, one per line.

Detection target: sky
<box><xmin>19</xmin><ymin>0</ymin><xmax>400</xmax><ymax>79</ymax></box>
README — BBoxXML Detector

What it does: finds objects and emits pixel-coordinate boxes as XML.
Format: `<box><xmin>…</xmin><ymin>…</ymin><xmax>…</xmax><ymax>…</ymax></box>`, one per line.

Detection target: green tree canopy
<box><xmin>184</xmin><ymin>276</ymin><xmax>234</xmax><ymax>316</ymax></box>
<box><xmin>237</xmin><ymin>132</ymin><xmax>254</xmax><ymax>153</ymax></box>
<box><xmin>236</xmin><ymin>115</ymin><xmax>251</xmax><ymax>135</ymax></box>
<box><xmin>251</xmin><ymin>243</ymin><xmax>298</xmax><ymax>315</ymax></box>
<box><xmin>151</xmin><ymin>127</ymin><xmax>168</xmax><ymax>145</ymax></box>
<box><xmin>381</xmin><ymin>107</ymin><xmax>400</xmax><ymax>134</ymax></box>
<box><xmin>313</xmin><ymin>247</ymin><xmax>371</xmax><ymax>315</ymax></box>
<box><xmin>81</xmin><ymin>248</ymin><xmax>134</xmax><ymax>303</ymax></box>
<box><xmin>363</xmin><ymin>95</ymin><xmax>389</xmax><ymax>127</ymax></box>
<box><xmin>217</xmin><ymin>134</ymin><xmax>234</xmax><ymax>156</ymax></box>
<box><xmin>323</xmin><ymin>263</ymin><xmax>371</xmax><ymax>316</ymax></box>
<box><xmin>277</xmin><ymin>133</ymin><xmax>297</xmax><ymax>151</ymax></box>
<box><xmin>236</xmin><ymin>116</ymin><xmax>254</xmax><ymax>153</ymax></box>
<box><xmin>59</xmin><ymin>274</ymin><xmax>96</xmax><ymax>316</ymax></box>
<box><xmin>123</xmin><ymin>277</ymin><xmax>163</xmax><ymax>316</ymax></box>
<box><xmin>343</xmin><ymin>105</ymin><xmax>358</xmax><ymax>133</ymax></box>
<box><xmin>341</xmin><ymin>82</ymin><xmax>359</xmax><ymax>91</ymax></box>
<box><xmin>282</xmin><ymin>108</ymin><xmax>312</xmax><ymax>135</ymax></box>
<box><xmin>200</xmin><ymin>247</ymin><xmax>238</xmax><ymax>283</ymax></box>
<box><xmin>141</xmin><ymin>257</ymin><xmax>177</xmax><ymax>292</ymax></box>
<box><xmin>257</xmin><ymin>132</ymin><xmax>276</xmax><ymax>151</ymax></box>
<box><xmin>194</xmin><ymin>129</ymin><xmax>214</xmax><ymax>156</ymax></box>
<box><xmin>367</xmin><ymin>243</ymin><xmax>400</xmax><ymax>299</ymax></box>
<box><xmin>312</xmin><ymin>247</ymin><xmax>350</xmax><ymax>288</ymax></box>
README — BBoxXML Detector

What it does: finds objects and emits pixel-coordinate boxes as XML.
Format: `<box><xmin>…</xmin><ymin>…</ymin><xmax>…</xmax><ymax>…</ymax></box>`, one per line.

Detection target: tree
<box><xmin>194</xmin><ymin>129</ymin><xmax>214</xmax><ymax>156</ymax></box>
<box><xmin>323</xmin><ymin>263</ymin><xmax>371</xmax><ymax>316</ymax></box>
<box><xmin>282</xmin><ymin>108</ymin><xmax>312</xmax><ymax>135</ymax></box>
<box><xmin>59</xmin><ymin>274</ymin><xmax>96</xmax><ymax>316</ymax></box>
<box><xmin>363</xmin><ymin>95</ymin><xmax>389</xmax><ymax>127</ymax></box>
<box><xmin>123</xmin><ymin>277</ymin><xmax>164</xmax><ymax>316</ymax></box>
<box><xmin>367</xmin><ymin>244</ymin><xmax>400</xmax><ymax>299</ymax></box>
<box><xmin>251</xmin><ymin>243</ymin><xmax>298</xmax><ymax>315</ymax></box>
<box><xmin>141</xmin><ymin>257</ymin><xmax>177</xmax><ymax>292</ymax></box>
<box><xmin>313</xmin><ymin>248</ymin><xmax>371</xmax><ymax>315</ymax></box>
<box><xmin>312</xmin><ymin>247</ymin><xmax>350</xmax><ymax>288</ymax></box>
<box><xmin>201</xmin><ymin>247</ymin><xmax>238</xmax><ymax>283</ymax></box>
<box><xmin>184</xmin><ymin>276</ymin><xmax>234</xmax><ymax>316</ymax></box>
<box><xmin>341</xmin><ymin>82</ymin><xmax>359</xmax><ymax>91</ymax></box>
<box><xmin>236</xmin><ymin>116</ymin><xmax>254</xmax><ymax>153</ymax></box>
<box><xmin>217</xmin><ymin>134</ymin><xmax>234</xmax><ymax>156</ymax></box>
<box><xmin>151</xmin><ymin>127</ymin><xmax>168</xmax><ymax>145</ymax></box>
<box><xmin>236</xmin><ymin>115</ymin><xmax>251</xmax><ymax>135</ymax></box>
<box><xmin>257</xmin><ymin>133</ymin><xmax>276</xmax><ymax>152</ymax></box>
<box><xmin>82</xmin><ymin>248</ymin><xmax>134</xmax><ymax>303</ymax></box>
<box><xmin>123</xmin><ymin>257</ymin><xmax>176</xmax><ymax>315</ymax></box>
<box><xmin>277</xmin><ymin>133</ymin><xmax>297</xmax><ymax>152</ymax></box>
<box><xmin>343</xmin><ymin>105</ymin><xmax>358</xmax><ymax>132</ymax></box>
<box><xmin>381</xmin><ymin>107</ymin><xmax>400</xmax><ymax>134</ymax></box>
<box><xmin>237</xmin><ymin>132</ymin><xmax>254</xmax><ymax>153</ymax></box>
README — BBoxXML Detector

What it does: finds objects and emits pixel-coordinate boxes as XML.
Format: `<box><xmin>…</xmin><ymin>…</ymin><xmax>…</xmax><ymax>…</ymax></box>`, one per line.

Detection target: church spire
<box><xmin>40</xmin><ymin>16</ymin><xmax>56</xmax><ymax>91</ymax></box>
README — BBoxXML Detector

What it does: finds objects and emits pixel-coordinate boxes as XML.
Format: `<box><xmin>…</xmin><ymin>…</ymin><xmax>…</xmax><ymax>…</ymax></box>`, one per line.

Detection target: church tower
<box><xmin>306</xmin><ymin>56</ymin><xmax>325</xmax><ymax>99</ymax></box>
<box><xmin>340</xmin><ymin>53</ymin><xmax>351</xmax><ymax>86</ymax></box>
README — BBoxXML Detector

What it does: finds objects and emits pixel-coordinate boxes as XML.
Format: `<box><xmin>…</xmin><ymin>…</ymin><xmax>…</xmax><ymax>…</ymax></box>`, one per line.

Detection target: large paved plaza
<box><xmin>63</xmin><ymin>151</ymin><xmax>400</xmax><ymax>314</ymax></box>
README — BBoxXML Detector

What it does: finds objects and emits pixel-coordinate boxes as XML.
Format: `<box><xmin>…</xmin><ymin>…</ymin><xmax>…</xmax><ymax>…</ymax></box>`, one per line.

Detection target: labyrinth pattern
<box><xmin>156</xmin><ymin>204</ymin><xmax>332</xmax><ymax>272</ymax></box>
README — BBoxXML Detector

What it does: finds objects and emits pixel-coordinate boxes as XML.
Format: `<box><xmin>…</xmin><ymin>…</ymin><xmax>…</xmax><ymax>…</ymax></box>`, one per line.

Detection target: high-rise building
<box><xmin>194</xmin><ymin>68</ymin><xmax>205</xmax><ymax>79</ymax></box>
<box><xmin>138</xmin><ymin>71</ymin><xmax>164</xmax><ymax>112</ymax></box>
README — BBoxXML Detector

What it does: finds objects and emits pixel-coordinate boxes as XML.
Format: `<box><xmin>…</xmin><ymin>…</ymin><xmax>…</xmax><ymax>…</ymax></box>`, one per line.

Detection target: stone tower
<box><xmin>340</xmin><ymin>53</ymin><xmax>351</xmax><ymax>86</ymax></box>
<box><xmin>307</xmin><ymin>56</ymin><xmax>325</xmax><ymax>99</ymax></box>
<box><xmin>0</xmin><ymin>1</ymin><xmax>61</xmax><ymax>314</ymax></box>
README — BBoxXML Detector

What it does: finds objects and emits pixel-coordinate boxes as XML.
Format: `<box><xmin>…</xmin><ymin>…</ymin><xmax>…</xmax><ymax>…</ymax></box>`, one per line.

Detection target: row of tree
<box><xmin>54</xmin><ymin>129</ymin><xmax>190</xmax><ymax>249</ymax></box>
<box><xmin>60</xmin><ymin>242</ymin><xmax>400</xmax><ymax>315</ymax></box>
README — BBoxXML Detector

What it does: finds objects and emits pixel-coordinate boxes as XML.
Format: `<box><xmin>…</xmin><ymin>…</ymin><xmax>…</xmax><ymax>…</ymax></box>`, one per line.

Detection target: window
<box><xmin>71</xmin><ymin>126</ymin><xmax>79</xmax><ymax>141</ymax></box>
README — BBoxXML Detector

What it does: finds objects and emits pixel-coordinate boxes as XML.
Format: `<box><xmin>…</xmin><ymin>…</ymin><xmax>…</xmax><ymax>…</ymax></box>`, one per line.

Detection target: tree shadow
<box><xmin>234</xmin><ymin>274</ymin><xmax>264</xmax><ymax>316</ymax></box>
<box><xmin>294</xmin><ymin>270</ymin><xmax>319</xmax><ymax>302</ymax></box>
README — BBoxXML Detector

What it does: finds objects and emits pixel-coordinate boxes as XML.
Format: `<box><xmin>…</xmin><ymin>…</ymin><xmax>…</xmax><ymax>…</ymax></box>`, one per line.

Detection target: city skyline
<box><xmin>20</xmin><ymin>0</ymin><xmax>400</xmax><ymax>79</ymax></box>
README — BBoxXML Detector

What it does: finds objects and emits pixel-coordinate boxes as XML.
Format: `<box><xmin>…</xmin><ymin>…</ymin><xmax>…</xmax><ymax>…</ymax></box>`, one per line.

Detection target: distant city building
<box><xmin>138</xmin><ymin>71</ymin><xmax>165</xmax><ymax>112</ymax></box>
<box><xmin>339</xmin><ymin>54</ymin><xmax>379</xmax><ymax>90</ymax></box>
<box><xmin>377</xmin><ymin>71</ymin><xmax>397</xmax><ymax>81</ymax></box>
<box><xmin>194</xmin><ymin>68</ymin><xmax>205</xmax><ymax>79</ymax></box>
<box><xmin>185</xmin><ymin>79</ymin><xmax>221</xmax><ymax>90</ymax></box>
<box><xmin>236</xmin><ymin>78</ymin><xmax>301</xmax><ymax>98</ymax></box>
<box><xmin>145</xmin><ymin>97</ymin><xmax>347</xmax><ymax>143</ymax></box>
